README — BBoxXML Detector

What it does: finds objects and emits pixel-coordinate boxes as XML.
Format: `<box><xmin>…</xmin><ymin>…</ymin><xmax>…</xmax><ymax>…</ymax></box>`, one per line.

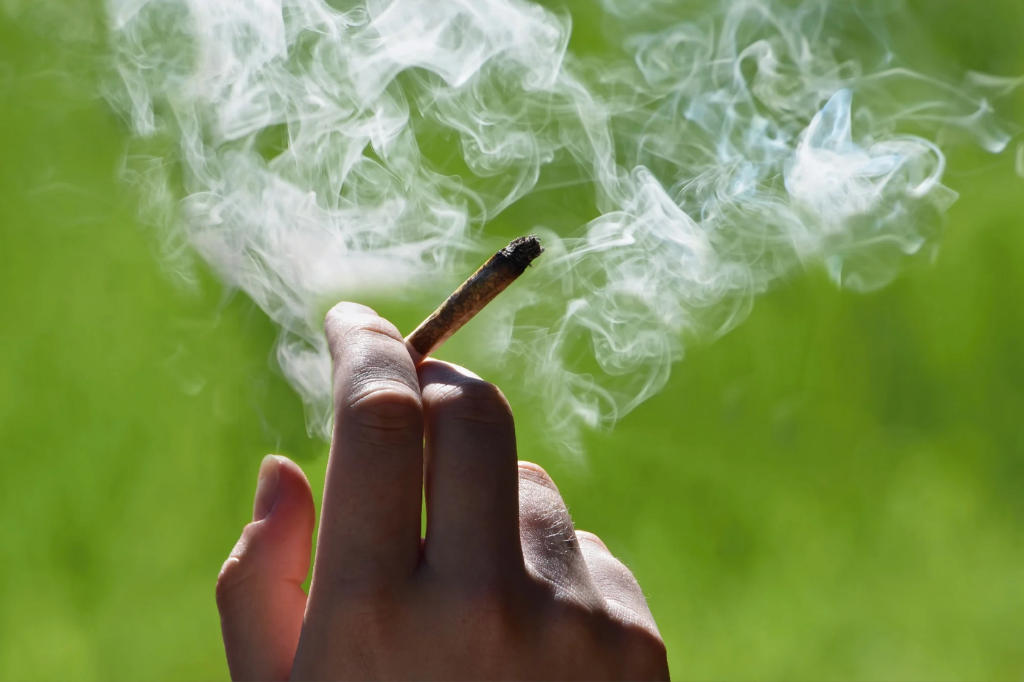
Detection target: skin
<box><xmin>216</xmin><ymin>302</ymin><xmax>670</xmax><ymax>681</ymax></box>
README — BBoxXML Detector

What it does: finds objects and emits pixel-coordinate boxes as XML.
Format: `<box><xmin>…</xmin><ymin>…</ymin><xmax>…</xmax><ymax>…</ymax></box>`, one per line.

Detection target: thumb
<box><xmin>217</xmin><ymin>455</ymin><xmax>315</xmax><ymax>681</ymax></box>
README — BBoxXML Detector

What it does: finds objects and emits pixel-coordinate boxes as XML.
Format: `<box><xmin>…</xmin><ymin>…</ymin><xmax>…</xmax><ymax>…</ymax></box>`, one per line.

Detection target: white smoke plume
<box><xmin>104</xmin><ymin>0</ymin><xmax>1019</xmax><ymax>450</ymax></box>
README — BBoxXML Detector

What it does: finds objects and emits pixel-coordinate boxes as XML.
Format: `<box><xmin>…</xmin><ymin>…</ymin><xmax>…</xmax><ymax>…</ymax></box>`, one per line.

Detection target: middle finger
<box><xmin>419</xmin><ymin>360</ymin><xmax>523</xmax><ymax>580</ymax></box>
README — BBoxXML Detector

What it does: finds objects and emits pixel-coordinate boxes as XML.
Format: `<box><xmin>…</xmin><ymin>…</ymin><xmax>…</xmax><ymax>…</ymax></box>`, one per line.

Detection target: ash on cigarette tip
<box><xmin>500</xmin><ymin>235</ymin><xmax>545</xmax><ymax>271</ymax></box>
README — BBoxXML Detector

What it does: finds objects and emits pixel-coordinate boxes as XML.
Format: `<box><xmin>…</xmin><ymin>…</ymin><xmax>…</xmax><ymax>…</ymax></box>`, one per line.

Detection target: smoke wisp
<box><xmin>105</xmin><ymin>0</ymin><xmax>1019</xmax><ymax>450</ymax></box>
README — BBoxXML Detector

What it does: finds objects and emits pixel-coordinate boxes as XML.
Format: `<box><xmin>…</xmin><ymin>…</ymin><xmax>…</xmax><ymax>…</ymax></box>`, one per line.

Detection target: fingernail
<box><xmin>252</xmin><ymin>455</ymin><xmax>281</xmax><ymax>522</ymax></box>
<box><xmin>333</xmin><ymin>301</ymin><xmax>377</xmax><ymax>316</ymax></box>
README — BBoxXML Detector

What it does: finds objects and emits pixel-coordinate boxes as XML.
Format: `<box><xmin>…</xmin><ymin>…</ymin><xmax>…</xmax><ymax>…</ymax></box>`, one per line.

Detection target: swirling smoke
<box><xmin>104</xmin><ymin>0</ymin><xmax>1020</xmax><ymax>450</ymax></box>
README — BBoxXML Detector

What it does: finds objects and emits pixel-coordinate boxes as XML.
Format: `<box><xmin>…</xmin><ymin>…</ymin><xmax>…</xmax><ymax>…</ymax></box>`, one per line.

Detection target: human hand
<box><xmin>216</xmin><ymin>302</ymin><xmax>669</xmax><ymax>680</ymax></box>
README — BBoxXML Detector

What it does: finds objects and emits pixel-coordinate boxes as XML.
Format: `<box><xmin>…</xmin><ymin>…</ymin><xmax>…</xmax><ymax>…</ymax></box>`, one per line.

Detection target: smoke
<box><xmin>104</xmin><ymin>0</ymin><xmax>1018</xmax><ymax>450</ymax></box>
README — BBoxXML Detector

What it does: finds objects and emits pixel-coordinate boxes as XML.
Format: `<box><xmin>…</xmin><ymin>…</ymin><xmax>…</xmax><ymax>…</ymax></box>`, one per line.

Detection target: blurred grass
<box><xmin>1</xmin><ymin>1</ymin><xmax>1024</xmax><ymax>680</ymax></box>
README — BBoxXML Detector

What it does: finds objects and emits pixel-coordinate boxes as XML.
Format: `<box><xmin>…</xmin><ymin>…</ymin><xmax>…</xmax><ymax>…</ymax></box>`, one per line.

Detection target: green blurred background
<box><xmin>1</xmin><ymin>1</ymin><xmax>1023</xmax><ymax>679</ymax></box>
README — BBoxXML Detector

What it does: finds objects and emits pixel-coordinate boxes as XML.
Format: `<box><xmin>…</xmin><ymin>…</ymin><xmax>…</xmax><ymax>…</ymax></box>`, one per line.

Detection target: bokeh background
<box><xmin>2</xmin><ymin>0</ymin><xmax>1023</xmax><ymax>679</ymax></box>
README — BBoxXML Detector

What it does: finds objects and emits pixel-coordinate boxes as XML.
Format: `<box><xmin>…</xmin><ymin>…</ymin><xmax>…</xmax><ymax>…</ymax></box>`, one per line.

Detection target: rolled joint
<box><xmin>405</xmin><ymin>235</ymin><xmax>544</xmax><ymax>362</ymax></box>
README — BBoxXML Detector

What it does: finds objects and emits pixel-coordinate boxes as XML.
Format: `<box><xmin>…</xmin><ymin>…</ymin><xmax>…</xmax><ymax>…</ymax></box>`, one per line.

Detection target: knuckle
<box><xmin>520</xmin><ymin>511</ymin><xmax>581</xmax><ymax>579</ymax></box>
<box><xmin>215</xmin><ymin>528</ymin><xmax>260</xmax><ymax>611</ymax></box>
<box><xmin>345</xmin><ymin>382</ymin><xmax>422</xmax><ymax>445</ymax></box>
<box><xmin>430</xmin><ymin>379</ymin><xmax>513</xmax><ymax>427</ymax></box>
<box><xmin>518</xmin><ymin>473</ymin><xmax>572</xmax><ymax>540</ymax></box>
<box><xmin>348</xmin><ymin>317</ymin><xmax>404</xmax><ymax>344</ymax></box>
<box><xmin>214</xmin><ymin>558</ymin><xmax>246</xmax><ymax>607</ymax></box>
<box><xmin>529</xmin><ymin>509</ymin><xmax>578</xmax><ymax>552</ymax></box>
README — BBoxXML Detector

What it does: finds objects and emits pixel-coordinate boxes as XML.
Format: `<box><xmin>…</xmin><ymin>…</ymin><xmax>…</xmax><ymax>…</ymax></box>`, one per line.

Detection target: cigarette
<box><xmin>405</xmin><ymin>235</ymin><xmax>544</xmax><ymax>362</ymax></box>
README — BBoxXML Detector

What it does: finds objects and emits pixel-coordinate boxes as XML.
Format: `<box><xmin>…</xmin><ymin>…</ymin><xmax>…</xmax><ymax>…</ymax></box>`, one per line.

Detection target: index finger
<box><xmin>310</xmin><ymin>302</ymin><xmax>424</xmax><ymax>589</ymax></box>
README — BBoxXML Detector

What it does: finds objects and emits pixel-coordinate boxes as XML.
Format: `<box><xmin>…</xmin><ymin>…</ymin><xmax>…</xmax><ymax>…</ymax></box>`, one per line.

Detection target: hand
<box><xmin>215</xmin><ymin>302</ymin><xmax>669</xmax><ymax>680</ymax></box>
